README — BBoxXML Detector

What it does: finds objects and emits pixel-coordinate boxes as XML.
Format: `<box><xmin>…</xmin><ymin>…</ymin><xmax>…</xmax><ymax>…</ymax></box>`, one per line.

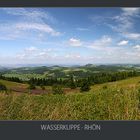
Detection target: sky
<box><xmin>0</xmin><ymin>8</ymin><xmax>140</xmax><ymax>66</ymax></box>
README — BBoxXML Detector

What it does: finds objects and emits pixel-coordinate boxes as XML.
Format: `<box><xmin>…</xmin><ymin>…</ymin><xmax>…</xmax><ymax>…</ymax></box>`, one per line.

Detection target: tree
<box><xmin>0</xmin><ymin>82</ymin><xmax>7</xmax><ymax>91</ymax></box>
<box><xmin>40</xmin><ymin>84</ymin><xmax>45</xmax><ymax>90</ymax></box>
<box><xmin>52</xmin><ymin>84</ymin><xmax>64</xmax><ymax>95</ymax></box>
<box><xmin>28</xmin><ymin>83</ymin><xmax>36</xmax><ymax>90</ymax></box>
<box><xmin>69</xmin><ymin>76</ymin><xmax>76</xmax><ymax>89</ymax></box>
<box><xmin>80</xmin><ymin>80</ymin><xmax>91</xmax><ymax>92</ymax></box>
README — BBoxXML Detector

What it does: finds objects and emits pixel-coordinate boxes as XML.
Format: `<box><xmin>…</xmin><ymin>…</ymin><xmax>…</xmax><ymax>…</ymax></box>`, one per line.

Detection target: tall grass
<box><xmin>0</xmin><ymin>86</ymin><xmax>139</xmax><ymax>120</ymax></box>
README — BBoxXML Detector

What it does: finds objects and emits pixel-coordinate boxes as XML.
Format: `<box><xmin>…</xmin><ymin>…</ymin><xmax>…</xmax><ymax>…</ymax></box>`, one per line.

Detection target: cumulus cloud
<box><xmin>88</xmin><ymin>36</ymin><xmax>112</xmax><ymax>50</ymax></box>
<box><xmin>118</xmin><ymin>40</ymin><xmax>129</xmax><ymax>46</ymax></box>
<box><xmin>133</xmin><ymin>44</ymin><xmax>140</xmax><ymax>50</ymax></box>
<box><xmin>69</xmin><ymin>38</ymin><xmax>82</xmax><ymax>47</ymax></box>
<box><xmin>123</xmin><ymin>33</ymin><xmax>140</xmax><ymax>40</ymax></box>
<box><xmin>24</xmin><ymin>46</ymin><xmax>38</xmax><ymax>52</ymax></box>
<box><xmin>16</xmin><ymin>47</ymin><xmax>54</xmax><ymax>60</ymax></box>
<box><xmin>13</xmin><ymin>47</ymin><xmax>84</xmax><ymax>65</ymax></box>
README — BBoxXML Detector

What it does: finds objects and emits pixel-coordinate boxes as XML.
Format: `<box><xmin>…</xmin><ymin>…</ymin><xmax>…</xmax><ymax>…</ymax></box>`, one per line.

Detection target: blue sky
<box><xmin>0</xmin><ymin>8</ymin><xmax>140</xmax><ymax>65</ymax></box>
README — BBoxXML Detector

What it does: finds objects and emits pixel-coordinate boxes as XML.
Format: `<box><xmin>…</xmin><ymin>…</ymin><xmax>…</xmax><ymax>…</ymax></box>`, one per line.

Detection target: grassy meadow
<box><xmin>0</xmin><ymin>76</ymin><xmax>140</xmax><ymax>120</ymax></box>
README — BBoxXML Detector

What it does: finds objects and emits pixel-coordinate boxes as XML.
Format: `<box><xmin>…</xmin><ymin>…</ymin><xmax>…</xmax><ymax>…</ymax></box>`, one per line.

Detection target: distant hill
<box><xmin>0</xmin><ymin>66</ymin><xmax>9</xmax><ymax>72</ymax></box>
<box><xmin>85</xmin><ymin>64</ymin><xmax>96</xmax><ymax>67</ymax></box>
<box><xmin>1</xmin><ymin>64</ymin><xmax>140</xmax><ymax>79</ymax></box>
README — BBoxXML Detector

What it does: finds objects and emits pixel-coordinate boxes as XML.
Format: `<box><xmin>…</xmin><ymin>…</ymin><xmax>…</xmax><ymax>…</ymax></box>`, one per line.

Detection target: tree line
<box><xmin>0</xmin><ymin>70</ymin><xmax>139</xmax><ymax>92</ymax></box>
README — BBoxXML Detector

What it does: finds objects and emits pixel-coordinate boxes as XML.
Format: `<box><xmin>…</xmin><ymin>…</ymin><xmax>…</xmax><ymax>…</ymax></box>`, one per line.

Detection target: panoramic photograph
<box><xmin>0</xmin><ymin>8</ymin><xmax>140</xmax><ymax>120</ymax></box>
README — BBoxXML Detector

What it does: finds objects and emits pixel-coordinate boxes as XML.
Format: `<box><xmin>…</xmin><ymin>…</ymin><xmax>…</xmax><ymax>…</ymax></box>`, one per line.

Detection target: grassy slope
<box><xmin>92</xmin><ymin>76</ymin><xmax>140</xmax><ymax>91</ymax></box>
<box><xmin>0</xmin><ymin>79</ymin><xmax>27</xmax><ymax>89</ymax></box>
<box><xmin>0</xmin><ymin>77</ymin><xmax>140</xmax><ymax>120</ymax></box>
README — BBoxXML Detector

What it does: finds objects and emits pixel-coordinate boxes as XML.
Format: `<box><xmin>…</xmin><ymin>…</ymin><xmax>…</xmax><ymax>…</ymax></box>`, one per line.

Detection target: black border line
<box><xmin>0</xmin><ymin>0</ymin><xmax>140</xmax><ymax>7</ymax></box>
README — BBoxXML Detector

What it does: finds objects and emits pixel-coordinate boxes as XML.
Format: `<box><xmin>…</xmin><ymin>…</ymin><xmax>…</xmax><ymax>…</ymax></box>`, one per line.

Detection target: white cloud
<box><xmin>133</xmin><ymin>44</ymin><xmax>140</xmax><ymax>50</ymax></box>
<box><xmin>2</xmin><ymin>8</ymin><xmax>30</xmax><ymax>16</ymax></box>
<box><xmin>69</xmin><ymin>38</ymin><xmax>82</xmax><ymax>47</ymax></box>
<box><xmin>1</xmin><ymin>43</ymin><xmax>140</xmax><ymax>65</ymax></box>
<box><xmin>89</xmin><ymin>15</ymin><xmax>111</xmax><ymax>26</ymax></box>
<box><xmin>16</xmin><ymin>47</ymin><xmax>55</xmax><ymax>60</ymax></box>
<box><xmin>65</xmin><ymin>54</ymin><xmax>81</xmax><ymax>59</ymax></box>
<box><xmin>123</xmin><ymin>32</ymin><xmax>140</xmax><ymax>40</ymax></box>
<box><xmin>118</xmin><ymin>40</ymin><xmax>129</xmax><ymax>46</ymax></box>
<box><xmin>16</xmin><ymin>47</ymin><xmax>38</xmax><ymax>59</ymax></box>
<box><xmin>12</xmin><ymin>47</ymin><xmax>84</xmax><ymax>65</ymax></box>
<box><xmin>25</xmin><ymin>46</ymin><xmax>38</xmax><ymax>52</ymax></box>
<box><xmin>0</xmin><ymin>8</ymin><xmax>61</xmax><ymax>41</ymax></box>
<box><xmin>2</xmin><ymin>8</ymin><xmax>57</xmax><ymax>24</ymax></box>
<box><xmin>112</xmin><ymin>16</ymin><xmax>133</xmax><ymax>32</ymax></box>
<box><xmin>121</xmin><ymin>8</ymin><xmax>140</xmax><ymax>16</ymax></box>
<box><xmin>112</xmin><ymin>13</ymin><xmax>132</xmax><ymax>32</ymax></box>
<box><xmin>89</xmin><ymin>36</ymin><xmax>112</xmax><ymax>50</ymax></box>
<box><xmin>108</xmin><ymin>8</ymin><xmax>140</xmax><ymax>41</ymax></box>
<box><xmin>15</xmin><ymin>22</ymin><xmax>60</xmax><ymax>36</ymax></box>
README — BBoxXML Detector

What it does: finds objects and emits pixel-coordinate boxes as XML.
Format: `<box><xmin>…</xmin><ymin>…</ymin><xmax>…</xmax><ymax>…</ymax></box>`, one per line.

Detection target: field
<box><xmin>0</xmin><ymin>76</ymin><xmax>140</xmax><ymax>120</ymax></box>
<box><xmin>0</xmin><ymin>79</ymin><xmax>79</xmax><ymax>95</ymax></box>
